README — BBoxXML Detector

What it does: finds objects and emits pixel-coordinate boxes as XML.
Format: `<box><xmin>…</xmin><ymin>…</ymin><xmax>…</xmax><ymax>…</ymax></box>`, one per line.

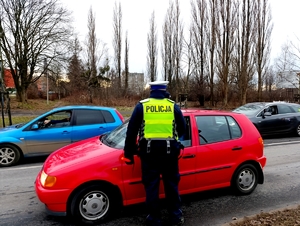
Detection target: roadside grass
<box><xmin>1</xmin><ymin>97</ymin><xmax>135</xmax><ymax>127</ymax></box>
<box><xmin>1</xmin><ymin>116</ymin><xmax>37</xmax><ymax>127</ymax></box>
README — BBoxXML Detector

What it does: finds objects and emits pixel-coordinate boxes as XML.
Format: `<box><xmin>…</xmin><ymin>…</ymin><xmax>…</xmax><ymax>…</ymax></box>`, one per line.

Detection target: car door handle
<box><xmin>182</xmin><ymin>154</ymin><xmax>195</xmax><ymax>159</ymax></box>
<box><xmin>232</xmin><ymin>146</ymin><xmax>242</xmax><ymax>151</ymax></box>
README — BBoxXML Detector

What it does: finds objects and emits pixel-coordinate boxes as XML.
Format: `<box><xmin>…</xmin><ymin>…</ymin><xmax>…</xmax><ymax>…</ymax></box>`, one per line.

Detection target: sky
<box><xmin>61</xmin><ymin>0</ymin><xmax>300</xmax><ymax>77</ymax></box>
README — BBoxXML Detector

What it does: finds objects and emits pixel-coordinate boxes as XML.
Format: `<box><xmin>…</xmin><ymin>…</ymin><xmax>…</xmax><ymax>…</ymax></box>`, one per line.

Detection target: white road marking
<box><xmin>1</xmin><ymin>165</ymin><xmax>43</xmax><ymax>171</ymax></box>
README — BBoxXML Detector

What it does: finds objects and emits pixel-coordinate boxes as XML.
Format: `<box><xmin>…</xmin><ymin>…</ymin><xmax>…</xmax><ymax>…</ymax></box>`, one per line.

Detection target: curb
<box><xmin>222</xmin><ymin>204</ymin><xmax>300</xmax><ymax>225</ymax></box>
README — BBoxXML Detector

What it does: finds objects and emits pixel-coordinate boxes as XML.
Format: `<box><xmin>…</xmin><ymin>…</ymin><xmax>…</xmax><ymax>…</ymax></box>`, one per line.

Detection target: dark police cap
<box><xmin>148</xmin><ymin>81</ymin><xmax>169</xmax><ymax>90</ymax></box>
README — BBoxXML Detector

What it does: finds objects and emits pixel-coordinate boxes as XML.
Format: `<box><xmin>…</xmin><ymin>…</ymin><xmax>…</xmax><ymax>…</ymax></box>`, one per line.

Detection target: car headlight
<box><xmin>40</xmin><ymin>170</ymin><xmax>57</xmax><ymax>188</ymax></box>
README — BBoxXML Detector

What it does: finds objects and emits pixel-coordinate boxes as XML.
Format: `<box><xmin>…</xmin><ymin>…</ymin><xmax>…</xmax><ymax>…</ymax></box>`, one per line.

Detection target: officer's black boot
<box><xmin>145</xmin><ymin>214</ymin><xmax>162</xmax><ymax>226</ymax></box>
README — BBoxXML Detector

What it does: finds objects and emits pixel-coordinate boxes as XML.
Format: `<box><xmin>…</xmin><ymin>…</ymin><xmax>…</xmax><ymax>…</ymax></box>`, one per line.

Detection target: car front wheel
<box><xmin>70</xmin><ymin>183</ymin><xmax>120</xmax><ymax>224</ymax></box>
<box><xmin>0</xmin><ymin>144</ymin><xmax>21</xmax><ymax>167</ymax></box>
<box><xmin>231</xmin><ymin>163</ymin><xmax>258</xmax><ymax>195</ymax></box>
<box><xmin>295</xmin><ymin>124</ymin><xmax>300</xmax><ymax>137</ymax></box>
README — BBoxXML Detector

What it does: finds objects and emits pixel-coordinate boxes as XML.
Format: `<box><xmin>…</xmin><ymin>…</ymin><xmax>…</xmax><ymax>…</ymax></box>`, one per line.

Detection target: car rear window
<box><xmin>290</xmin><ymin>104</ymin><xmax>300</xmax><ymax>112</ymax></box>
<box><xmin>196</xmin><ymin>115</ymin><xmax>241</xmax><ymax>144</ymax></box>
<box><xmin>102</xmin><ymin>110</ymin><xmax>116</xmax><ymax>123</ymax></box>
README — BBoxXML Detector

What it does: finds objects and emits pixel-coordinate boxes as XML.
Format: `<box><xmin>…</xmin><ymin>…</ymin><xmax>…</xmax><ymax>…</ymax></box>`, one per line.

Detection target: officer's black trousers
<box><xmin>141</xmin><ymin>151</ymin><xmax>182</xmax><ymax>221</ymax></box>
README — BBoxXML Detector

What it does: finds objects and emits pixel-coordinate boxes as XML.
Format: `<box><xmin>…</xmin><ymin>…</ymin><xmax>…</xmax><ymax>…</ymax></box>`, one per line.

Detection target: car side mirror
<box><xmin>31</xmin><ymin>123</ymin><xmax>39</xmax><ymax>130</ymax></box>
<box><xmin>264</xmin><ymin>112</ymin><xmax>272</xmax><ymax>117</ymax></box>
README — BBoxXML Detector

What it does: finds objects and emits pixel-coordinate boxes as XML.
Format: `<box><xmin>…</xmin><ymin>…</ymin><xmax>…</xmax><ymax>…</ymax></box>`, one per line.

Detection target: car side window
<box><xmin>41</xmin><ymin>111</ymin><xmax>71</xmax><ymax>128</ymax></box>
<box><xmin>74</xmin><ymin>109</ymin><xmax>105</xmax><ymax>126</ymax></box>
<box><xmin>263</xmin><ymin>106</ymin><xmax>278</xmax><ymax>115</ymax></box>
<box><xmin>196</xmin><ymin>115</ymin><xmax>241</xmax><ymax>145</ymax></box>
<box><xmin>179</xmin><ymin>116</ymin><xmax>191</xmax><ymax>147</ymax></box>
<box><xmin>226</xmin><ymin>116</ymin><xmax>242</xmax><ymax>138</ymax></box>
<box><xmin>277</xmin><ymin>104</ymin><xmax>294</xmax><ymax>114</ymax></box>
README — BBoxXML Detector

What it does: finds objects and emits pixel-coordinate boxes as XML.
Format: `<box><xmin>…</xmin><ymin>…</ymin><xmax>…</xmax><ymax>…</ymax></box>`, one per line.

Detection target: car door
<box><xmin>71</xmin><ymin>109</ymin><xmax>108</xmax><ymax>142</ymax></box>
<box><xmin>255</xmin><ymin>105</ymin><xmax>281</xmax><ymax>134</ymax></box>
<box><xmin>276</xmin><ymin>104</ymin><xmax>298</xmax><ymax>132</ymax></box>
<box><xmin>160</xmin><ymin>116</ymin><xmax>197</xmax><ymax>195</ymax></box>
<box><xmin>121</xmin><ymin>155</ymin><xmax>145</xmax><ymax>203</ymax></box>
<box><xmin>195</xmin><ymin>115</ymin><xmax>242</xmax><ymax>189</ymax></box>
<box><xmin>177</xmin><ymin>116</ymin><xmax>197</xmax><ymax>192</ymax></box>
<box><xmin>121</xmin><ymin>116</ymin><xmax>196</xmax><ymax>202</ymax></box>
<box><xmin>23</xmin><ymin>111</ymin><xmax>72</xmax><ymax>155</ymax></box>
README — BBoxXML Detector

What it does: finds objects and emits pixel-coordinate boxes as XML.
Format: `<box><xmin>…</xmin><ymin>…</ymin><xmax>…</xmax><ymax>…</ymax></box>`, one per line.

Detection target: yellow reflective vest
<box><xmin>140</xmin><ymin>98</ymin><xmax>175</xmax><ymax>139</ymax></box>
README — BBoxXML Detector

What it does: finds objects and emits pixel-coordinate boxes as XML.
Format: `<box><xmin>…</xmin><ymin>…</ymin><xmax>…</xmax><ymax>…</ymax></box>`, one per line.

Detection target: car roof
<box><xmin>50</xmin><ymin>105</ymin><xmax>117</xmax><ymax>112</ymax></box>
<box><xmin>181</xmin><ymin>108</ymin><xmax>237</xmax><ymax>116</ymax></box>
<box><xmin>244</xmin><ymin>101</ymin><xmax>292</xmax><ymax>106</ymax></box>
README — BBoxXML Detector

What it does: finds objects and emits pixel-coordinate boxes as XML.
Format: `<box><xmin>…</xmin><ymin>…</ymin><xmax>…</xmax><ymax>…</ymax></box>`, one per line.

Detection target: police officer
<box><xmin>124</xmin><ymin>81</ymin><xmax>186</xmax><ymax>226</ymax></box>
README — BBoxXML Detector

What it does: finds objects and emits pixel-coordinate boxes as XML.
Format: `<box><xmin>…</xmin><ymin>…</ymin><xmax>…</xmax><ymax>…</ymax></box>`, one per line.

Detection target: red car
<box><xmin>35</xmin><ymin>109</ymin><xmax>266</xmax><ymax>224</ymax></box>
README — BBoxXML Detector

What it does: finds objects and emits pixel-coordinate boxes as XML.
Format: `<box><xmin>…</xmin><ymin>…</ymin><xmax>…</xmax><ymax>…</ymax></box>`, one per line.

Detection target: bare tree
<box><xmin>172</xmin><ymin>0</ymin><xmax>184</xmax><ymax>102</ymax></box>
<box><xmin>275</xmin><ymin>42</ymin><xmax>300</xmax><ymax>90</ymax></box>
<box><xmin>255</xmin><ymin>0</ymin><xmax>273</xmax><ymax>101</ymax></box>
<box><xmin>124</xmin><ymin>31</ymin><xmax>129</xmax><ymax>94</ymax></box>
<box><xmin>190</xmin><ymin>0</ymin><xmax>208</xmax><ymax>106</ymax></box>
<box><xmin>181</xmin><ymin>27</ymin><xmax>193</xmax><ymax>98</ymax></box>
<box><xmin>112</xmin><ymin>1</ymin><xmax>122</xmax><ymax>92</ymax></box>
<box><xmin>161</xmin><ymin>22</ymin><xmax>169</xmax><ymax>81</ymax></box>
<box><xmin>161</xmin><ymin>0</ymin><xmax>184</xmax><ymax>101</ymax></box>
<box><xmin>0</xmin><ymin>0</ymin><xmax>72</xmax><ymax>103</ymax></box>
<box><xmin>85</xmin><ymin>6</ymin><xmax>98</xmax><ymax>103</ymax></box>
<box><xmin>216</xmin><ymin>0</ymin><xmax>237</xmax><ymax>107</ymax></box>
<box><xmin>147</xmin><ymin>11</ymin><xmax>158</xmax><ymax>82</ymax></box>
<box><xmin>207</xmin><ymin>0</ymin><xmax>219</xmax><ymax>106</ymax></box>
<box><xmin>162</xmin><ymin>1</ymin><xmax>174</xmax><ymax>89</ymax></box>
<box><xmin>67</xmin><ymin>37</ymin><xmax>85</xmax><ymax>96</ymax></box>
<box><xmin>234</xmin><ymin>0</ymin><xmax>256</xmax><ymax>105</ymax></box>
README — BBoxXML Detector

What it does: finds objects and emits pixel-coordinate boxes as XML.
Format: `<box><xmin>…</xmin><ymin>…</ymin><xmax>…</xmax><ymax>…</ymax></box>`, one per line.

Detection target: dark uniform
<box><xmin>124</xmin><ymin>81</ymin><xmax>186</xmax><ymax>226</ymax></box>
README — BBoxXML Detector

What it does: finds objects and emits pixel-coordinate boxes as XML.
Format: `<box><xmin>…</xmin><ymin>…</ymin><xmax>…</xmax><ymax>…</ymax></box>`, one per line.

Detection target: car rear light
<box><xmin>115</xmin><ymin>110</ymin><xmax>125</xmax><ymax>122</ymax></box>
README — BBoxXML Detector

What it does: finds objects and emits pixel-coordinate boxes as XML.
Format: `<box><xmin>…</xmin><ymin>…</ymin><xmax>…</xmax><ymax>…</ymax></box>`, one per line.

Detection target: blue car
<box><xmin>0</xmin><ymin>105</ymin><xmax>124</xmax><ymax>167</ymax></box>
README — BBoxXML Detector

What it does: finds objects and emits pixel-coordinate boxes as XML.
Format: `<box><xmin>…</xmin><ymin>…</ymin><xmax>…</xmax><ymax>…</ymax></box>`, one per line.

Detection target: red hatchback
<box><xmin>35</xmin><ymin>109</ymin><xmax>266</xmax><ymax>224</ymax></box>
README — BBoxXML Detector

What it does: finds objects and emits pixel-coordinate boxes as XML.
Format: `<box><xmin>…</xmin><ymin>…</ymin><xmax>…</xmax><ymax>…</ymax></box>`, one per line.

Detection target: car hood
<box><xmin>234</xmin><ymin>111</ymin><xmax>254</xmax><ymax>118</ymax></box>
<box><xmin>0</xmin><ymin>123</ymin><xmax>24</xmax><ymax>132</ymax></box>
<box><xmin>44</xmin><ymin>135</ymin><xmax>117</xmax><ymax>174</ymax></box>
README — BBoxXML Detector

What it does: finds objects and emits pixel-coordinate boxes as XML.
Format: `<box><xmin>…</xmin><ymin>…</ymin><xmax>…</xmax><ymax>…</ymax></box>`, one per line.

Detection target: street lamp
<box><xmin>44</xmin><ymin>58</ymin><xmax>49</xmax><ymax>104</ymax></box>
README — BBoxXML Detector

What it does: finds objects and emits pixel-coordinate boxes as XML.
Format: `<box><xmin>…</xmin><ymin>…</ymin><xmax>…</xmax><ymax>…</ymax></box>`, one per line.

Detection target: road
<box><xmin>0</xmin><ymin>137</ymin><xmax>300</xmax><ymax>226</ymax></box>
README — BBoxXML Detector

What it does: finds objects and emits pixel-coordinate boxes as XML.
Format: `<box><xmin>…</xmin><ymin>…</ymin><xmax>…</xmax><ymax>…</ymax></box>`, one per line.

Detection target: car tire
<box><xmin>231</xmin><ymin>163</ymin><xmax>258</xmax><ymax>195</ymax></box>
<box><xmin>70</xmin><ymin>183</ymin><xmax>120</xmax><ymax>224</ymax></box>
<box><xmin>295</xmin><ymin>124</ymin><xmax>300</xmax><ymax>137</ymax></box>
<box><xmin>0</xmin><ymin>144</ymin><xmax>21</xmax><ymax>167</ymax></box>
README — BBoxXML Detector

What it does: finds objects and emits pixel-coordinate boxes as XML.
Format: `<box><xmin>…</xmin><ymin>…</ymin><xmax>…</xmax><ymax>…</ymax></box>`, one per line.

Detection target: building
<box><xmin>127</xmin><ymin>72</ymin><xmax>145</xmax><ymax>95</ymax></box>
<box><xmin>3</xmin><ymin>69</ymin><xmax>15</xmax><ymax>89</ymax></box>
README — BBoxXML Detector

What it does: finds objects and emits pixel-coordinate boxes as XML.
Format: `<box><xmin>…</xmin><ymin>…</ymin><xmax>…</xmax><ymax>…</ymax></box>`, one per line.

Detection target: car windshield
<box><xmin>233</xmin><ymin>104</ymin><xmax>264</xmax><ymax>116</ymax></box>
<box><xmin>101</xmin><ymin>120</ymin><xmax>129</xmax><ymax>149</ymax></box>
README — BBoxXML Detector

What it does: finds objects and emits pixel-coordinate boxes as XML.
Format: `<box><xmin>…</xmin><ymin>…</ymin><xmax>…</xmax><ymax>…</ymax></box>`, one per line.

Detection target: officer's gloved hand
<box><xmin>122</xmin><ymin>156</ymin><xmax>134</xmax><ymax>165</ymax></box>
<box><xmin>179</xmin><ymin>143</ymin><xmax>184</xmax><ymax>150</ymax></box>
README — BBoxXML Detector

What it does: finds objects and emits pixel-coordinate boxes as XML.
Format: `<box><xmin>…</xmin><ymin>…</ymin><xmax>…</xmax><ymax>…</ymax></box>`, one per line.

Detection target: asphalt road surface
<box><xmin>0</xmin><ymin>137</ymin><xmax>300</xmax><ymax>226</ymax></box>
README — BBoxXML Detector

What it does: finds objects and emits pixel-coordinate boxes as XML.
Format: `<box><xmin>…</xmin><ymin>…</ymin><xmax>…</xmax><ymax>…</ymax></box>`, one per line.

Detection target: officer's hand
<box><xmin>122</xmin><ymin>156</ymin><xmax>134</xmax><ymax>165</ymax></box>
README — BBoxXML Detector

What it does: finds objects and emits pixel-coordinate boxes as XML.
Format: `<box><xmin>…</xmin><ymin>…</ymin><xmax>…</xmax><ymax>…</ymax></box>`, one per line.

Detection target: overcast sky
<box><xmin>61</xmin><ymin>0</ymin><xmax>300</xmax><ymax>78</ymax></box>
